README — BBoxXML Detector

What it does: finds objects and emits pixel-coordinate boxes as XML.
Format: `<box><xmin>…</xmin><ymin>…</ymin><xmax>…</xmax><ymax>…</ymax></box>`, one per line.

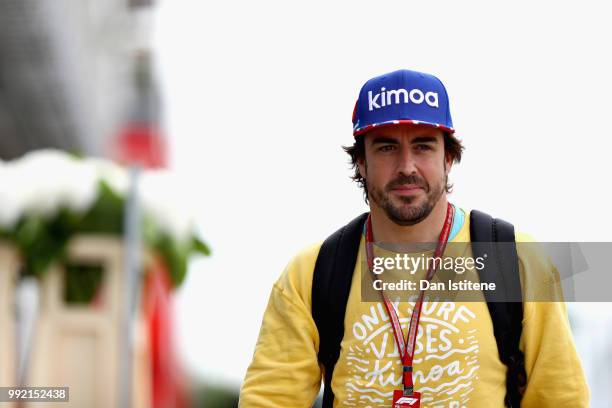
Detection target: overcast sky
<box><xmin>152</xmin><ymin>0</ymin><xmax>612</xmax><ymax>392</ymax></box>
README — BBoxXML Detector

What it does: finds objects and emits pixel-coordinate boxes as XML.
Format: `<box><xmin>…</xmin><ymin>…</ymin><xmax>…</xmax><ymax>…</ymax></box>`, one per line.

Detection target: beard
<box><xmin>368</xmin><ymin>172</ymin><xmax>446</xmax><ymax>226</ymax></box>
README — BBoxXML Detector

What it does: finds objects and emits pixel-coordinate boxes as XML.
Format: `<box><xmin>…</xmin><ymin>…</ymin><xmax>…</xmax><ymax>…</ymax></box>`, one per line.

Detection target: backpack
<box><xmin>312</xmin><ymin>210</ymin><xmax>527</xmax><ymax>407</ymax></box>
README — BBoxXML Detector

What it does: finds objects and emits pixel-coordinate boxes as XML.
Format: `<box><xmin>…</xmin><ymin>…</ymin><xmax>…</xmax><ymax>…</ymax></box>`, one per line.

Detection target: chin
<box><xmin>393</xmin><ymin>195</ymin><xmax>422</xmax><ymax>206</ymax></box>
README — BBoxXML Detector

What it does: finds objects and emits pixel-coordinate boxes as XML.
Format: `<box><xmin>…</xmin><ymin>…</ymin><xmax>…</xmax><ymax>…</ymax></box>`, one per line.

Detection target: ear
<box><xmin>444</xmin><ymin>154</ymin><xmax>452</xmax><ymax>175</ymax></box>
<box><xmin>357</xmin><ymin>156</ymin><xmax>367</xmax><ymax>180</ymax></box>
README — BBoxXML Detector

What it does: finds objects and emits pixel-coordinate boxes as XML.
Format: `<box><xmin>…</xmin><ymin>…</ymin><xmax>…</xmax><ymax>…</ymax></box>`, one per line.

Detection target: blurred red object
<box><xmin>112</xmin><ymin>124</ymin><xmax>167</xmax><ymax>168</ymax></box>
<box><xmin>144</xmin><ymin>255</ymin><xmax>189</xmax><ymax>408</ymax></box>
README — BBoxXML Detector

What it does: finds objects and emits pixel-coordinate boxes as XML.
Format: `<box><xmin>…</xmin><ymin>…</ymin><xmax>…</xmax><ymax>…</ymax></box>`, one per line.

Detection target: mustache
<box><xmin>385</xmin><ymin>174</ymin><xmax>429</xmax><ymax>192</ymax></box>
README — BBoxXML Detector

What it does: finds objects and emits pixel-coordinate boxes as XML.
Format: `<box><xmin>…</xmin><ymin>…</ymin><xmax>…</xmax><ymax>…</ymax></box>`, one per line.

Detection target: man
<box><xmin>240</xmin><ymin>69</ymin><xmax>589</xmax><ymax>407</ymax></box>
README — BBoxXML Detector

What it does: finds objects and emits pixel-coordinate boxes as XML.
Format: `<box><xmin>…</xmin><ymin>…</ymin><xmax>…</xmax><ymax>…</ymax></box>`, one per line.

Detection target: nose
<box><xmin>396</xmin><ymin>146</ymin><xmax>418</xmax><ymax>176</ymax></box>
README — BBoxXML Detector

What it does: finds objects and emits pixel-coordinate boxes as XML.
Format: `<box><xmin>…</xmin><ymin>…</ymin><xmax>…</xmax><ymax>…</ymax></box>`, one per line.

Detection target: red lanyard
<box><xmin>365</xmin><ymin>202</ymin><xmax>454</xmax><ymax>395</ymax></box>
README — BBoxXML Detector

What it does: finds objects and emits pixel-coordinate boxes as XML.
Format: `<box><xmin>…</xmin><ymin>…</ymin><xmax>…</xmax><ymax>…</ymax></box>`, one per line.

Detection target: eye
<box><xmin>415</xmin><ymin>144</ymin><xmax>433</xmax><ymax>151</ymax></box>
<box><xmin>378</xmin><ymin>145</ymin><xmax>396</xmax><ymax>152</ymax></box>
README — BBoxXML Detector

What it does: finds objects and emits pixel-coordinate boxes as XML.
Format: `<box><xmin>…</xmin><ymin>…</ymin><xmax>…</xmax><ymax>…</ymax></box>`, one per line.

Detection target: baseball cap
<box><xmin>352</xmin><ymin>69</ymin><xmax>454</xmax><ymax>137</ymax></box>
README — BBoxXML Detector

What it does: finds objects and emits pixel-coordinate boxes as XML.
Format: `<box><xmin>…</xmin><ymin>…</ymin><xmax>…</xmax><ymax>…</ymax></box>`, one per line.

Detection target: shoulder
<box><xmin>514</xmin><ymin>230</ymin><xmax>553</xmax><ymax>273</ymax></box>
<box><xmin>479</xmin><ymin>216</ymin><xmax>559</xmax><ymax>298</ymax></box>
<box><xmin>462</xmin><ymin>209</ymin><xmax>561</xmax><ymax>300</ymax></box>
<box><xmin>274</xmin><ymin>241</ymin><xmax>323</xmax><ymax>311</ymax></box>
<box><xmin>274</xmin><ymin>214</ymin><xmax>367</xmax><ymax>307</ymax></box>
<box><xmin>514</xmin><ymin>231</ymin><xmax>564</xmax><ymax>307</ymax></box>
<box><xmin>514</xmin><ymin>231</ymin><xmax>555</xmax><ymax>279</ymax></box>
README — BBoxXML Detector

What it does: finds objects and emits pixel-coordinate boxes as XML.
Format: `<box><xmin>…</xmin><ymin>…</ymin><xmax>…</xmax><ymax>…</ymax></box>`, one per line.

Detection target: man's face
<box><xmin>358</xmin><ymin>125</ymin><xmax>451</xmax><ymax>226</ymax></box>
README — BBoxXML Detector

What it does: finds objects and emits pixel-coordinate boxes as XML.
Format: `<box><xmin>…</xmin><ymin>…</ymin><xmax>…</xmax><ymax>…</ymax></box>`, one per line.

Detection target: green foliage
<box><xmin>63</xmin><ymin>263</ymin><xmax>104</xmax><ymax>304</ymax></box>
<box><xmin>190</xmin><ymin>382</ymin><xmax>239</xmax><ymax>408</ymax></box>
<box><xmin>1</xmin><ymin>179</ymin><xmax>209</xmax><ymax>300</ymax></box>
<box><xmin>149</xmin><ymin>232</ymin><xmax>211</xmax><ymax>288</ymax></box>
<box><xmin>77</xmin><ymin>181</ymin><xmax>125</xmax><ymax>234</ymax></box>
<box><xmin>192</xmin><ymin>236</ymin><xmax>211</xmax><ymax>256</ymax></box>
<box><xmin>12</xmin><ymin>208</ymin><xmax>80</xmax><ymax>277</ymax></box>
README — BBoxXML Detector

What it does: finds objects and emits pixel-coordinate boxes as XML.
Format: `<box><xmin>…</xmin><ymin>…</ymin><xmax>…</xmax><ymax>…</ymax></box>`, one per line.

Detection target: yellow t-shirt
<box><xmin>240</xmin><ymin>212</ymin><xmax>589</xmax><ymax>407</ymax></box>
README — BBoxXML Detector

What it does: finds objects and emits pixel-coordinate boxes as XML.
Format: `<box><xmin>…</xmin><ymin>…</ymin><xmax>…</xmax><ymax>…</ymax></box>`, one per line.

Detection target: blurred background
<box><xmin>1</xmin><ymin>0</ymin><xmax>611</xmax><ymax>407</ymax></box>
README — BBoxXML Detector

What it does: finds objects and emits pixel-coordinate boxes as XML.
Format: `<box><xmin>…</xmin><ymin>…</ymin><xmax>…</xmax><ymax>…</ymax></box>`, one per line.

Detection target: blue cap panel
<box><xmin>353</xmin><ymin>69</ymin><xmax>454</xmax><ymax>136</ymax></box>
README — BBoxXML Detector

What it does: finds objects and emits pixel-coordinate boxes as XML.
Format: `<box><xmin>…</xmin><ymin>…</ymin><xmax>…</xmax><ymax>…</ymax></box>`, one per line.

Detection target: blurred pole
<box><xmin>15</xmin><ymin>276</ymin><xmax>39</xmax><ymax>386</ymax></box>
<box><xmin>119</xmin><ymin>165</ymin><xmax>142</xmax><ymax>408</ymax></box>
<box><xmin>114</xmin><ymin>7</ymin><xmax>165</xmax><ymax>406</ymax></box>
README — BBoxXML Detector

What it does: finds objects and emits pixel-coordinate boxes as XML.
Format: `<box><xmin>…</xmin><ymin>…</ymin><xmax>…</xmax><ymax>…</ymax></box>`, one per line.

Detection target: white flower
<box><xmin>139</xmin><ymin>170</ymin><xmax>198</xmax><ymax>240</ymax></box>
<box><xmin>88</xmin><ymin>158</ymin><xmax>129</xmax><ymax>196</ymax></box>
<box><xmin>16</xmin><ymin>150</ymin><xmax>98</xmax><ymax>215</ymax></box>
<box><xmin>0</xmin><ymin>150</ymin><xmax>97</xmax><ymax>227</ymax></box>
<box><xmin>0</xmin><ymin>149</ymin><xmax>200</xmax><ymax>243</ymax></box>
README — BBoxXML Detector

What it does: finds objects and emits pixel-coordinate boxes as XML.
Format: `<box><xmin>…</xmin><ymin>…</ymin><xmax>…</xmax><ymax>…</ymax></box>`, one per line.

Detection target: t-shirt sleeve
<box><xmin>519</xmin><ymin>245</ymin><xmax>590</xmax><ymax>407</ymax></box>
<box><xmin>239</xmin><ymin>245</ymin><xmax>323</xmax><ymax>407</ymax></box>
<box><xmin>520</xmin><ymin>300</ymin><xmax>589</xmax><ymax>407</ymax></box>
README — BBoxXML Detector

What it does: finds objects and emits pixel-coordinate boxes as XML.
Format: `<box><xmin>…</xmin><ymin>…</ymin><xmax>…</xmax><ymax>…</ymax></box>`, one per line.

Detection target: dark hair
<box><xmin>342</xmin><ymin>132</ymin><xmax>465</xmax><ymax>203</ymax></box>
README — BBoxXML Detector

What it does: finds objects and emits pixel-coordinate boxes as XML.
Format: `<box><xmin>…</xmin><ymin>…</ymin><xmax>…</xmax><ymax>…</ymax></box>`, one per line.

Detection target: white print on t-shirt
<box><xmin>342</xmin><ymin>302</ymin><xmax>479</xmax><ymax>408</ymax></box>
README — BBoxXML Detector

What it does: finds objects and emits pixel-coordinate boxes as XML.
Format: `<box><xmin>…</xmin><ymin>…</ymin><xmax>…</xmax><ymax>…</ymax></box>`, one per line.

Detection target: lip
<box><xmin>390</xmin><ymin>185</ymin><xmax>423</xmax><ymax>195</ymax></box>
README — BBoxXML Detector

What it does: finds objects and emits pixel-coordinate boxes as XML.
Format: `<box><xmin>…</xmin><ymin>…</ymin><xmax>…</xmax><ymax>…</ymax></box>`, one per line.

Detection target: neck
<box><xmin>370</xmin><ymin>196</ymin><xmax>450</xmax><ymax>243</ymax></box>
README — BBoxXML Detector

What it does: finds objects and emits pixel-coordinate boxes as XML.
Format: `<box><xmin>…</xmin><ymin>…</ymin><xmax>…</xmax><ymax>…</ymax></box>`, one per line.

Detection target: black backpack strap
<box><xmin>312</xmin><ymin>212</ymin><xmax>368</xmax><ymax>408</ymax></box>
<box><xmin>470</xmin><ymin>210</ymin><xmax>527</xmax><ymax>407</ymax></box>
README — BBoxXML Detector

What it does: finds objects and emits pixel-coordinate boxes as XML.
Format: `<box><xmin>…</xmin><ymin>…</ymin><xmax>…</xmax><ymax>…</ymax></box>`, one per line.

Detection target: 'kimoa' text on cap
<box><xmin>368</xmin><ymin>87</ymin><xmax>439</xmax><ymax>111</ymax></box>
